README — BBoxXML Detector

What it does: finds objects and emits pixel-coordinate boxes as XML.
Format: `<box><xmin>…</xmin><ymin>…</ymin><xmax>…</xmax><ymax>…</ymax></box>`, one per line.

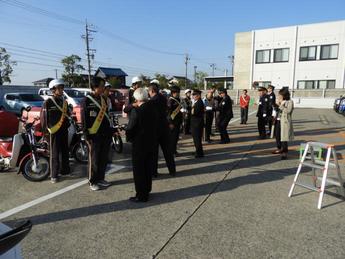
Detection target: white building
<box><xmin>234</xmin><ymin>20</ymin><xmax>345</xmax><ymax>90</ymax></box>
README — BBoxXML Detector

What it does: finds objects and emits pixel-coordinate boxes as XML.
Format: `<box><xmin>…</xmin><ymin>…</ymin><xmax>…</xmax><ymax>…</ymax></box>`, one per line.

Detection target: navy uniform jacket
<box><xmin>191</xmin><ymin>99</ymin><xmax>205</xmax><ymax>128</ymax></box>
<box><xmin>149</xmin><ymin>93</ymin><xmax>169</xmax><ymax>136</ymax></box>
<box><xmin>257</xmin><ymin>95</ymin><xmax>269</xmax><ymax>118</ymax></box>
<box><xmin>41</xmin><ymin>96</ymin><xmax>70</xmax><ymax>133</ymax></box>
<box><xmin>81</xmin><ymin>94</ymin><xmax>111</xmax><ymax>137</ymax></box>
<box><xmin>218</xmin><ymin>95</ymin><xmax>233</xmax><ymax>121</ymax></box>
<box><xmin>267</xmin><ymin>92</ymin><xmax>276</xmax><ymax>115</ymax></box>
<box><xmin>167</xmin><ymin>97</ymin><xmax>183</xmax><ymax>126</ymax></box>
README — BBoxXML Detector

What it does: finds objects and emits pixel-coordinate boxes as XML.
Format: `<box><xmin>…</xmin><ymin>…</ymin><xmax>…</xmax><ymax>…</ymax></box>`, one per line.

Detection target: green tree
<box><xmin>139</xmin><ymin>74</ymin><xmax>151</xmax><ymax>88</ymax></box>
<box><xmin>154</xmin><ymin>73</ymin><xmax>169</xmax><ymax>89</ymax></box>
<box><xmin>61</xmin><ymin>55</ymin><xmax>85</xmax><ymax>87</ymax></box>
<box><xmin>195</xmin><ymin>71</ymin><xmax>208</xmax><ymax>89</ymax></box>
<box><xmin>0</xmin><ymin>47</ymin><xmax>17</xmax><ymax>85</ymax></box>
<box><xmin>108</xmin><ymin>78</ymin><xmax>122</xmax><ymax>88</ymax></box>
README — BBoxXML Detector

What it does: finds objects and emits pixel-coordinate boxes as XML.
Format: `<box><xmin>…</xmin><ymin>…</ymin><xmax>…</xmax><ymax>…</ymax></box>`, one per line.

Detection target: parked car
<box><xmin>38</xmin><ymin>88</ymin><xmax>91</xmax><ymax>107</ymax></box>
<box><xmin>338</xmin><ymin>98</ymin><xmax>345</xmax><ymax>115</ymax></box>
<box><xmin>334</xmin><ymin>96</ymin><xmax>344</xmax><ymax>113</ymax></box>
<box><xmin>2</xmin><ymin>93</ymin><xmax>44</xmax><ymax>115</ymax></box>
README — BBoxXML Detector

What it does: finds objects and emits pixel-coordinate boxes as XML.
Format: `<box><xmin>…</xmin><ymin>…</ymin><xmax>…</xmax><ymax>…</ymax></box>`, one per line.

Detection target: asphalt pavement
<box><xmin>1</xmin><ymin>107</ymin><xmax>345</xmax><ymax>259</ymax></box>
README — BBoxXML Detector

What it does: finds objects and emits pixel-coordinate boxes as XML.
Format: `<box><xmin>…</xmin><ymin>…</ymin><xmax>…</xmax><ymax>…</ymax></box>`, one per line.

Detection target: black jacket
<box><xmin>149</xmin><ymin>93</ymin><xmax>169</xmax><ymax>130</ymax></box>
<box><xmin>123</xmin><ymin>88</ymin><xmax>136</xmax><ymax>114</ymax></box>
<box><xmin>81</xmin><ymin>93</ymin><xmax>111</xmax><ymax>136</ymax></box>
<box><xmin>218</xmin><ymin>95</ymin><xmax>233</xmax><ymax>120</ymax></box>
<box><xmin>267</xmin><ymin>92</ymin><xmax>276</xmax><ymax>115</ymax></box>
<box><xmin>257</xmin><ymin>95</ymin><xmax>269</xmax><ymax>117</ymax></box>
<box><xmin>181</xmin><ymin>97</ymin><xmax>192</xmax><ymax>114</ymax></box>
<box><xmin>41</xmin><ymin>96</ymin><xmax>70</xmax><ymax>133</ymax></box>
<box><xmin>191</xmin><ymin>99</ymin><xmax>205</xmax><ymax>128</ymax></box>
<box><xmin>167</xmin><ymin>96</ymin><xmax>183</xmax><ymax>126</ymax></box>
<box><xmin>126</xmin><ymin>101</ymin><xmax>158</xmax><ymax>153</ymax></box>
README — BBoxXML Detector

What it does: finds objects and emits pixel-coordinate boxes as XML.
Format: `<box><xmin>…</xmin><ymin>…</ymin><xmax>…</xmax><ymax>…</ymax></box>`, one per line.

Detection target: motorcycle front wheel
<box><xmin>22</xmin><ymin>156</ymin><xmax>50</xmax><ymax>182</ymax></box>
<box><xmin>73</xmin><ymin>141</ymin><xmax>89</xmax><ymax>164</ymax></box>
<box><xmin>112</xmin><ymin>135</ymin><xmax>123</xmax><ymax>153</ymax></box>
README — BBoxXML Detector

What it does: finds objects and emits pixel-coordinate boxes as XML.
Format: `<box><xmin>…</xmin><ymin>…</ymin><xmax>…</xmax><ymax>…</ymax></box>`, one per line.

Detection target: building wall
<box><xmin>234</xmin><ymin>20</ymin><xmax>345</xmax><ymax>90</ymax></box>
<box><xmin>233</xmin><ymin>31</ymin><xmax>252</xmax><ymax>89</ymax></box>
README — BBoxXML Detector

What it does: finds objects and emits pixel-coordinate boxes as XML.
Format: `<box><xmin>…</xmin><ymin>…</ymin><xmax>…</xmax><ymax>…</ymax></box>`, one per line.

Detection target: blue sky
<box><xmin>1</xmin><ymin>0</ymin><xmax>345</xmax><ymax>85</ymax></box>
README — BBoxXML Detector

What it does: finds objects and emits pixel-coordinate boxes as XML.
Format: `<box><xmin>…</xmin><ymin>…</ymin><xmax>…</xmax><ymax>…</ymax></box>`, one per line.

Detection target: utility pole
<box><xmin>210</xmin><ymin>63</ymin><xmax>216</xmax><ymax>76</ymax></box>
<box><xmin>54</xmin><ymin>69</ymin><xmax>58</xmax><ymax>79</ymax></box>
<box><xmin>184</xmin><ymin>54</ymin><xmax>190</xmax><ymax>88</ymax></box>
<box><xmin>224</xmin><ymin>69</ymin><xmax>228</xmax><ymax>89</ymax></box>
<box><xmin>193</xmin><ymin>65</ymin><xmax>197</xmax><ymax>84</ymax></box>
<box><xmin>82</xmin><ymin>20</ymin><xmax>97</xmax><ymax>89</ymax></box>
<box><xmin>228</xmin><ymin>55</ymin><xmax>234</xmax><ymax>75</ymax></box>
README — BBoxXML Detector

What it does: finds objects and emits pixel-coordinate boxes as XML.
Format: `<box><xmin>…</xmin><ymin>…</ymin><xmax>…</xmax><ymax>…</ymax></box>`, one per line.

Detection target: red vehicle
<box><xmin>109</xmin><ymin>89</ymin><xmax>128</xmax><ymax>111</ymax></box>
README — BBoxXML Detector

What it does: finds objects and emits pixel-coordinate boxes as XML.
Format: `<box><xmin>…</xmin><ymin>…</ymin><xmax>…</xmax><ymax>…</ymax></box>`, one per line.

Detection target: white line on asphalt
<box><xmin>0</xmin><ymin>165</ymin><xmax>125</xmax><ymax>220</ymax></box>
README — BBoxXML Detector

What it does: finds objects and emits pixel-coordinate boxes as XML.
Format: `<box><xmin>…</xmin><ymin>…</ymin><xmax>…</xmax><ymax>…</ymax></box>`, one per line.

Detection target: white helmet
<box><xmin>49</xmin><ymin>79</ymin><xmax>65</xmax><ymax>89</ymax></box>
<box><xmin>105</xmin><ymin>82</ymin><xmax>111</xmax><ymax>88</ymax></box>
<box><xmin>150</xmin><ymin>79</ymin><xmax>160</xmax><ymax>85</ymax></box>
<box><xmin>184</xmin><ymin>89</ymin><xmax>191</xmax><ymax>94</ymax></box>
<box><xmin>131</xmin><ymin>76</ymin><xmax>141</xmax><ymax>84</ymax></box>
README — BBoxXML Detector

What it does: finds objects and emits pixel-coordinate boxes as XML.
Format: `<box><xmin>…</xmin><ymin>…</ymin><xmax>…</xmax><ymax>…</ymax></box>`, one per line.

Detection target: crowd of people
<box><xmin>41</xmin><ymin>76</ymin><xmax>294</xmax><ymax>202</ymax></box>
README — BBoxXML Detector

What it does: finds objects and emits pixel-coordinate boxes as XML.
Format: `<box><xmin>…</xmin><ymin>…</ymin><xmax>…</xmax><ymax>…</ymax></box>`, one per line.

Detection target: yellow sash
<box><xmin>47</xmin><ymin>99</ymin><xmax>68</xmax><ymax>134</ymax></box>
<box><xmin>170</xmin><ymin>97</ymin><xmax>182</xmax><ymax>120</ymax></box>
<box><xmin>87</xmin><ymin>95</ymin><xmax>108</xmax><ymax>135</ymax></box>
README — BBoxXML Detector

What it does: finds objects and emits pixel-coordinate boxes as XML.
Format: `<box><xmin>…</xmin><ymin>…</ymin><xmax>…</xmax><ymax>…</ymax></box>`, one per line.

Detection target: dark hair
<box><xmin>91</xmin><ymin>77</ymin><xmax>105</xmax><ymax>89</ymax></box>
<box><xmin>279</xmin><ymin>88</ymin><xmax>291</xmax><ymax>100</ymax></box>
<box><xmin>243</xmin><ymin>89</ymin><xmax>247</xmax><ymax>93</ymax></box>
<box><xmin>149</xmin><ymin>83</ymin><xmax>159</xmax><ymax>93</ymax></box>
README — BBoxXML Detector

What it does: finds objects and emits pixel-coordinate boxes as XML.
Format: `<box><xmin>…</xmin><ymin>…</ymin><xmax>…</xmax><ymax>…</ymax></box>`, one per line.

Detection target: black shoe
<box><xmin>195</xmin><ymin>154</ymin><xmax>204</xmax><ymax>158</ymax></box>
<box><xmin>169</xmin><ymin>171</ymin><xmax>176</xmax><ymax>176</ymax></box>
<box><xmin>153</xmin><ymin>172</ymin><xmax>159</xmax><ymax>178</ymax></box>
<box><xmin>281</xmin><ymin>155</ymin><xmax>287</xmax><ymax>160</ymax></box>
<box><xmin>129</xmin><ymin>196</ymin><xmax>148</xmax><ymax>203</ymax></box>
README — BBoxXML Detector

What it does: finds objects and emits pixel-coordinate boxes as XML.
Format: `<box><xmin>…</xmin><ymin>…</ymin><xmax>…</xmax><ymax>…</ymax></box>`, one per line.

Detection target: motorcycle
<box><xmin>68</xmin><ymin>118</ymin><xmax>89</xmax><ymax>163</ymax></box>
<box><xmin>0</xmin><ymin>107</ymin><xmax>50</xmax><ymax>182</ymax></box>
<box><xmin>110</xmin><ymin>113</ymin><xmax>126</xmax><ymax>154</ymax></box>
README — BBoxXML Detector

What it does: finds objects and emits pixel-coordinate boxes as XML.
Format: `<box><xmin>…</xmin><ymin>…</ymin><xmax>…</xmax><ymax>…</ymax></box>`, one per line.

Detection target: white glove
<box><xmin>180</xmin><ymin>108</ymin><xmax>186</xmax><ymax>113</ymax></box>
<box><xmin>206</xmin><ymin>106</ymin><xmax>212</xmax><ymax>111</ymax></box>
<box><xmin>263</xmin><ymin>114</ymin><xmax>267</xmax><ymax>118</ymax></box>
<box><xmin>272</xmin><ymin>110</ymin><xmax>277</xmax><ymax>117</ymax></box>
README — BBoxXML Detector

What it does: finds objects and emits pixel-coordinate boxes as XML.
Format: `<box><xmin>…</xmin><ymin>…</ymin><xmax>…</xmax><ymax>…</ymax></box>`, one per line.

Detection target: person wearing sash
<box><xmin>123</xmin><ymin>76</ymin><xmax>142</xmax><ymax>114</ymax></box>
<box><xmin>191</xmin><ymin>89</ymin><xmax>205</xmax><ymax>158</ymax></box>
<box><xmin>81</xmin><ymin>77</ymin><xmax>112</xmax><ymax>191</ymax></box>
<box><xmin>181</xmin><ymin>89</ymin><xmax>192</xmax><ymax>135</ymax></box>
<box><xmin>240</xmin><ymin>89</ymin><xmax>250</xmax><ymax>124</ymax></box>
<box><xmin>148</xmin><ymin>80</ymin><xmax>176</xmax><ymax>177</ymax></box>
<box><xmin>217</xmin><ymin>88</ymin><xmax>233</xmax><ymax>144</ymax></box>
<box><xmin>41</xmin><ymin>79</ymin><xmax>71</xmax><ymax>183</ymax></box>
<box><xmin>167</xmin><ymin>85</ymin><xmax>183</xmax><ymax>156</ymax></box>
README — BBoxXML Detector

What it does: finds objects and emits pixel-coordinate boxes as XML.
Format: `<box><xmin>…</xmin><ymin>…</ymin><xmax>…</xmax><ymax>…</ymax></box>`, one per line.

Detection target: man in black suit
<box><xmin>191</xmin><ymin>89</ymin><xmax>205</xmax><ymax>158</ymax></box>
<box><xmin>167</xmin><ymin>85</ymin><xmax>183</xmax><ymax>155</ymax></box>
<box><xmin>217</xmin><ymin>88</ymin><xmax>233</xmax><ymax>144</ymax></box>
<box><xmin>148</xmin><ymin>80</ymin><xmax>176</xmax><ymax>177</ymax></box>
<box><xmin>266</xmin><ymin>85</ymin><xmax>276</xmax><ymax>135</ymax></box>
<box><xmin>126</xmin><ymin>88</ymin><xmax>158</xmax><ymax>202</ymax></box>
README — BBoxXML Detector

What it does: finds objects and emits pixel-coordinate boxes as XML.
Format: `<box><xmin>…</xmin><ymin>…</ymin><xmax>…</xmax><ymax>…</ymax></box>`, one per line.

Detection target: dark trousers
<box><xmin>87</xmin><ymin>133</ymin><xmax>112</xmax><ymax>185</ymax></box>
<box><xmin>49</xmin><ymin>128</ymin><xmax>70</xmax><ymax>178</ymax></box>
<box><xmin>240</xmin><ymin>107</ymin><xmax>249</xmax><ymax>124</ymax></box>
<box><xmin>191</xmin><ymin>124</ymin><xmax>204</xmax><ymax>156</ymax></box>
<box><xmin>132</xmin><ymin>150</ymin><xmax>153</xmax><ymax>199</ymax></box>
<box><xmin>257</xmin><ymin>116</ymin><xmax>266</xmax><ymax>137</ymax></box>
<box><xmin>153</xmin><ymin>128</ymin><xmax>176</xmax><ymax>175</ymax></box>
<box><xmin>170</xmin><ymin>124</ymin><xmax>181</xmax><ymax>154</ymax></box>
<box><xmin>267</xmin><ymin>116</ymin><xmax>273</xmax><ymax>133</ymax></box>
<box><xmin>184</xmin><ymin>113</ymin><xmax>191</xmax><ymax>134</ymax></box>
<box><xmin>205</xmin><ymin>111</ymin><xmax>214</xmax><ymax>141</ymax></box>
<box><xmin>274</xmin><ymin>120</ymin><xmax>288</xmax><ymax>152</ymax></box>
<box><xmin>218</xmin><ymin>117</ymin><xmax>231</xmax><ymax>142</ymax></box>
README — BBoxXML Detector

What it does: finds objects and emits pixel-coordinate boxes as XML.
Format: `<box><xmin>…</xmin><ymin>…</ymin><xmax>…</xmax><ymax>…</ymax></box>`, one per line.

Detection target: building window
<box><xmin>299</xmin><ymin>46</ymin><xmax>317</xmax><ymax>61</ymax></box>
<box><xmin>320</xmin><ymin>44</ymin><xmax>338</xmax><ymax>60</ymax></box>
<box><xmin>274</xmin><ymin>48</ymin><xmax>289</xmax><ymax>62</ymax></box>
<box><xmin>297</xmin><ymin>80</ymin><xmax>315</xmax><ymax>89</ymax></box>
<box><xmin>318</xmin><ymin>80</ymin><xmax>336</xmax><ymax>89</ymax></box>
<box><xmin>257</xmin><ymin>81</ymin><xmax>271</xmax><ymax>88</ymax></box>
<box><xmin>297</xmin><ymin>80</ymin><xmax>336</xmax><ymax>89</ymax></box>
<box><xmin>256</xmin><ymin>50</ymin><xmax>270</xmax><ymax>64</ymax></box>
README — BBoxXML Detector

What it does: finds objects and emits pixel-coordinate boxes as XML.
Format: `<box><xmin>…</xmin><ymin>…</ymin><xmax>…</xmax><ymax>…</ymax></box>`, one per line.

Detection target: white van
<box><xmin>38</xmin><ymin>88</ymin><xmax>91</xmax><ymax>107</ymax></box>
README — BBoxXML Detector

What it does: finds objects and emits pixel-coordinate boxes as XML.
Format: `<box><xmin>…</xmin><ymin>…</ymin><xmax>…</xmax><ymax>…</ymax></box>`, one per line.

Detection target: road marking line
<box><xmin>0</xmin><ymin>165</ymin><xmax>125</xmax><ymax>220</ymax></box>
